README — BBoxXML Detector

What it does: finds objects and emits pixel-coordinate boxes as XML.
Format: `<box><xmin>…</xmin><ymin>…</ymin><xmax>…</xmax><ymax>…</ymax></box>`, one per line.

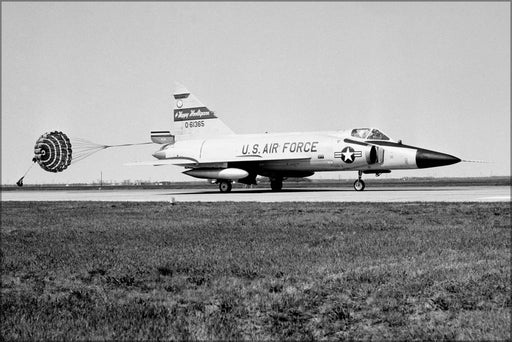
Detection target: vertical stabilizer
<box><xmin>171</xmin><ymin>83</ymin><xmax>234</xmax><ymax>139</ymax></box>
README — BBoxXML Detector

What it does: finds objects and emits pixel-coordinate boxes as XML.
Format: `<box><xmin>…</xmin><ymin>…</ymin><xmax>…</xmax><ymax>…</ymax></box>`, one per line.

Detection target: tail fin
<box><xmin>171</xmin><ymin>83</ymin><xmax>234</xmax><ymax>139</ymax></box>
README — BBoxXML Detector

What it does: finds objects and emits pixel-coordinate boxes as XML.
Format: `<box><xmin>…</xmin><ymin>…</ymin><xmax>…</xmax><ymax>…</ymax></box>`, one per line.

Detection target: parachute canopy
<box><xmin>33</xmin><ymin>131</ymin><xmax>72</xmax><ymax>173</ymax></box>
<box><xmin>17</xmin><ymin>130</ymin><xmax>152</xmax><ymax>186</ymax></box>
<box><xmin>31</xmin><ymin>131</ymin><xmax>131</xmax><ymax>174</ymax></box>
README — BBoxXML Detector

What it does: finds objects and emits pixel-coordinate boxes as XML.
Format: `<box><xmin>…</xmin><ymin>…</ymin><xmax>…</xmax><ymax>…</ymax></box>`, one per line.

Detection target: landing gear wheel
<box><xmin>218</xmin><ymin>181</ymin><xmax>232</xmax><ymax>193</ymax></box>
<box><xmin>270</xmin><ymin>179</ymin><xmax>283</xmax><ymax>191</ymax></box>
<box><xmin>354</xmin><ymin>179</ymin><xmax>365</xmax><ymax>191</ymax></box>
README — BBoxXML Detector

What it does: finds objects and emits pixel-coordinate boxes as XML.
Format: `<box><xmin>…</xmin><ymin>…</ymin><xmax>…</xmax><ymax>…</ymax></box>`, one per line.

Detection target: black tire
<box><xmin>219</xmin><ymin>181</ymin><xmax>232</xmax><ymax>193</ymax></box>
<box><xmin>353</xmin><ymin>179</ymin><xmax>365</xmax><ymax>191</ymax></box>
<box><xmin>270</xmin><ymin>179</ymin><xmax>283</xmax><ymax>191</ymax></box>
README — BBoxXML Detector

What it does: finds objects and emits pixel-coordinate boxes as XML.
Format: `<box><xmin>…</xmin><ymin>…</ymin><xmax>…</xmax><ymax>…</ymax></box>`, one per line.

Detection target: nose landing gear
<box><xmin>353</xmin><ymin>171</ymin><xmax>365</xmax><ymax>191</ymax></box>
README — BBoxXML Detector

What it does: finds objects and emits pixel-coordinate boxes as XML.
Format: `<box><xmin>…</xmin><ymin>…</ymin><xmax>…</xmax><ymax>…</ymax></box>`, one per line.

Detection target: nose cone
<box><xmin>152</xmin><ymin>149</ymin><xmax>167</xmax><ymax>160</ymax></box>
<box><xmin>416</xmin><ymin>149</ymin><xmax>461</xmax><ymax>168</ymax></box>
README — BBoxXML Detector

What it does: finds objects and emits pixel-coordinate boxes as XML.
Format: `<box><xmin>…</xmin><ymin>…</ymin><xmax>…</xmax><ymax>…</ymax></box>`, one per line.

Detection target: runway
<box><xmin>1</xmin><ymin>185</ymin><xmax>510</xmax><ymax>202</ymax></box>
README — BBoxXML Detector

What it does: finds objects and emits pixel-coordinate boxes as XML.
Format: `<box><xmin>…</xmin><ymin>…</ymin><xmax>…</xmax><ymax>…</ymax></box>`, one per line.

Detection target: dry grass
<box><xmin>1</xmin><ymin>202</ymin><xmax>510</xmax><ymax>340</ymax></box>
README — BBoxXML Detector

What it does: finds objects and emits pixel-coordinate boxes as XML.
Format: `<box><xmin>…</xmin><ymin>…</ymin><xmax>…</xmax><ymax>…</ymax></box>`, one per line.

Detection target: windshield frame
<box><xmin>350</xmin><ymin>128</ymin><xmax>391</xmax><ymax>141</ymax></box>
<box><xmin>366</xmin><ymin>128</ymin><xmax>390</xmax><ymax>141</ymax></box>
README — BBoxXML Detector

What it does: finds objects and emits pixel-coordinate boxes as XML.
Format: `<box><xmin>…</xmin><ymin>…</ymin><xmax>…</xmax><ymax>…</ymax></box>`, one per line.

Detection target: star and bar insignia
<box><xmin>334</xmin><ymin>146</ymin><xmax>362</xmax><ymax>163</ymax></box>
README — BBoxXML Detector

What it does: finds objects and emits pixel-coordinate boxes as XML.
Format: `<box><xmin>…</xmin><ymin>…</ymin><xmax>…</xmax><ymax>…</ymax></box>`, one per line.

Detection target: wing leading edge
<box><xmin>127</xmin><ymin>154</ymin><xmax>311</xmax><ymax>167</ymax></box>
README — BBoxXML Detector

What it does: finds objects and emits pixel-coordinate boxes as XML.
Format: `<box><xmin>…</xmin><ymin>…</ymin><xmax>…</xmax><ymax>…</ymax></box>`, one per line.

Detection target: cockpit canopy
<box><xmin>351</xmin><ymin>128</ymin><xmax>391</xmax><ymax>141</ymax></box>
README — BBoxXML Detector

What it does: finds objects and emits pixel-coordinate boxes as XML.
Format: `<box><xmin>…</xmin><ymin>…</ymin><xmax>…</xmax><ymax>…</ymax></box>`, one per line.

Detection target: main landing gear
<box><xmin>218</xmin><ymin>180</ymin><xmax>232</xmax><ymax>193</ymax></box>
<box><xmin>270</xmin><ymin>177</ymin><xmax>283</xmax><ymax>191</ymax></box>
<box><xmin>353</xmin><ymin>171</ymin><xmax>365</xmax><ymax>191</ymax></box>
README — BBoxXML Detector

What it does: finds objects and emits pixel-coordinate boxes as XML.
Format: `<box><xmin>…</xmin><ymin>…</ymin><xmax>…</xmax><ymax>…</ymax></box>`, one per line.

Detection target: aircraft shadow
<box><xmin>157</xmin><ymin>187</ymin><xmax>458</xmax><ymax>196</ymax></box>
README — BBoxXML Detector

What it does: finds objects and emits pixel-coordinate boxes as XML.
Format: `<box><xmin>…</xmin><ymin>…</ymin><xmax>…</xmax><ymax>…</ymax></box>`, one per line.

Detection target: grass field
<box><xmin>1</xmin><ymin>202</ymin><xmax>510</xmax><ymax>340</ymax></box>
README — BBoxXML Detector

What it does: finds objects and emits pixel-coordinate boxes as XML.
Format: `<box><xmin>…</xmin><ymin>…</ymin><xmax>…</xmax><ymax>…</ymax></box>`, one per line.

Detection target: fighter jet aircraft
<box><xmin>145</xmin><ymin>83</ymin><xmax>460</xmax><ymax>192</ymax></box>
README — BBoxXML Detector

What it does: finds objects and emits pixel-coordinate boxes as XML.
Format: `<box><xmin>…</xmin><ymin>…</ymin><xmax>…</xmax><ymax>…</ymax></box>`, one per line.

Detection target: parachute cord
<box><xmin>71</xmin><ymin>148</ymin><xmax>107</xmax><ymax>164</ymax></box>
<box><xmin>71</xmin><ymin>138</ymin><xmax>153</xmax><ymax>149</ymax></box>
<box><xmin>103</xmin><ymin>142</ymin><xmax>154</xmax><ymax>148</ymax></box>
<box><xmin>16</xmin><ymin>161</ymin><xmax>36</xmax><ymax>187</ymax></box>
<box><xmin>69</xmin><ymin>141</ymin><xmax>153</xmax><ymax>165</ymax></box>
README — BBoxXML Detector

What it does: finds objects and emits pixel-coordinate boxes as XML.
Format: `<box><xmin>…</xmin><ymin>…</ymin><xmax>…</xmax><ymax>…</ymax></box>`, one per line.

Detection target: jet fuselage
<box><xmin>147</xmin><ymin>84</ymin><xmax>460</xmax><ymax>192</ymax></box>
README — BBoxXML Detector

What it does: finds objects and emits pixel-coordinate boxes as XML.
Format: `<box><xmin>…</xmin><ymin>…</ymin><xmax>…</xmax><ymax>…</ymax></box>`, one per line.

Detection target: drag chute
<box><xmin>33</xmin><ymin>131</ymin><xmax>72</xmax><ymax>172</ymax></box>
<box><xmin>16</xmin><ymin>131</ymin><xmax>152</xmax><ymax>186</ymax></box>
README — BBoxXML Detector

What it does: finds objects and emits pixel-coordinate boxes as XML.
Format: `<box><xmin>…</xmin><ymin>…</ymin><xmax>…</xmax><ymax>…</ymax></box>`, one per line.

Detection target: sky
<box><xmin>2</xmin><ymin>2</ymin><xmax>510</xmax><ymax>185</ymax></box>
